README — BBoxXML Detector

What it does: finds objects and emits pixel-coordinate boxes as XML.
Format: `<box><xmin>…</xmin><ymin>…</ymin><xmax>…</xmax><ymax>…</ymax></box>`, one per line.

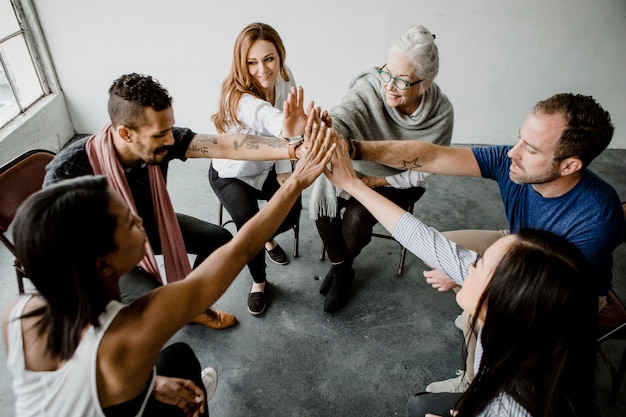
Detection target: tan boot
<box><xmin>191</xmin><ymin>308</ymin><xmax>237</xmax><ymax>330</ymax></box>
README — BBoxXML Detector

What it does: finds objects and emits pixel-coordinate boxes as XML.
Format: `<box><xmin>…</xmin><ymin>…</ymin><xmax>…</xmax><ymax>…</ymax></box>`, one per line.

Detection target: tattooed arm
<box><xmin>357</xmin><ymin>140</ymin><xmax>482</xmax><ymax>177</ymax></box>
<box><xmin>185</xmin><ymin>133</ymin><xmax>303</xmax><ymax>161</ymax></box>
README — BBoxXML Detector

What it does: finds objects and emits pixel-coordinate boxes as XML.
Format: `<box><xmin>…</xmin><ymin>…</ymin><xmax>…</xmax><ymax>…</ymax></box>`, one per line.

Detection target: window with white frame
<box><xmin>0</xmin><ymin>0</ymin><xmax>45</xmax><ymax>128</ymax></box>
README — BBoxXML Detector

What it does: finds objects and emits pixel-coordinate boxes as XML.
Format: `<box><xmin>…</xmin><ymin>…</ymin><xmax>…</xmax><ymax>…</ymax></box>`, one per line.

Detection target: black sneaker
<box><xmin>266</xmin><ymin>244</ymin><xmax>289</xmax><ymax>265</ymax></box>
<box><xmin>247</xmin><ymin>290</ymin><xmax>267</xmax><ymax>315</ymax></box>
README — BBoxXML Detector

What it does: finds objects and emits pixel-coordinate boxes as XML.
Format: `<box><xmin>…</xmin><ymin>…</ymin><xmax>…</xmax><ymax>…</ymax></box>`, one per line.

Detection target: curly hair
<box><xmin>107</xmin><ymin>73</ymin><xmax>173</xmax><ymax>129</ymax></box>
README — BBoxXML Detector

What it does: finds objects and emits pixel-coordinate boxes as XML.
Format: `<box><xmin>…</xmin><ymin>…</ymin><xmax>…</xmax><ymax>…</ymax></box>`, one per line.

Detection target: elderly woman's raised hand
<box><xmin>361</xmin><ymin>175</ymin><xmax>389</xmax><ymax>188</ymax></box>
<box><xmin>323</xmin><ymin>136</ymin><xmax>362</xmax><ymax>193</ymax></box>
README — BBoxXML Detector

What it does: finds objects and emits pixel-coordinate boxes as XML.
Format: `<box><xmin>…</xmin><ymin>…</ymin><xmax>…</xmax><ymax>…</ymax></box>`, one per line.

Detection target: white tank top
<box><xmin>6</xmin><ymin>296</ymin><xmax>155</xmax><ymax>417</ymax></box>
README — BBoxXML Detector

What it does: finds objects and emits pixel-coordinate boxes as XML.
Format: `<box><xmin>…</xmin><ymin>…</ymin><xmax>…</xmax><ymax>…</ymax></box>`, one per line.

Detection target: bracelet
<box><xmin>347</xmin><ymin>139</ymin><xmax>362</xmax><ymax>160</ymax></box>
<box><xmin>288</xmin><ymin>135</ymin><xmax>304</xmax><ymax>160</ymax></box>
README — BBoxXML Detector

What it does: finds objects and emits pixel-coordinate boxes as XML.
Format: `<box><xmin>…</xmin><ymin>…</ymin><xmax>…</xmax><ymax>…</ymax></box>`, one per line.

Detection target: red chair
<box><xmin>0</xmin><ymin>149</ymin><xmax>55</xmax><ymax>294</ymax></box>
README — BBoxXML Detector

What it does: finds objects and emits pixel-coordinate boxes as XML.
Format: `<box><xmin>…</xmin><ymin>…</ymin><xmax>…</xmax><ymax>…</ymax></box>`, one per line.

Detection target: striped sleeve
<box><xmin>392</xmin><ymin>212</ymin><xmax>479</xmax><ymax>285</ymax></box>
<box><xmin>477</xmin><ymin>392</ymin><xmax>533</xmax><ymax>417</ymax></box>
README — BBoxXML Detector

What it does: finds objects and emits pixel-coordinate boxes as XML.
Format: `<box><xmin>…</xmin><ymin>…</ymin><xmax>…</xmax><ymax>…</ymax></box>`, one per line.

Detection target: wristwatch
<box><xmin>287</xmin><ymin>135</ymin><xmax>304</xmax><ymax>160</ymax></box>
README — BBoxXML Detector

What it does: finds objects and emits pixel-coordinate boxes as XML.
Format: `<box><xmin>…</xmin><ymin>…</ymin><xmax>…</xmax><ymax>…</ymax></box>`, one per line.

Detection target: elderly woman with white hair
<box><xmin>312</xmin><ymin>25</ymin><xmax>454</xmax><ymax>313</ymax></box>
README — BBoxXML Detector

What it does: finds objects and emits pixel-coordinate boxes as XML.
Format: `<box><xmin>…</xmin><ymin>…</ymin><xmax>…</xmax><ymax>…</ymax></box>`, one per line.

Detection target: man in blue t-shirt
<box><xmin>351</xmin><ymin>93</ymin><xmax>624</xmax><ymax>392</ymax></box>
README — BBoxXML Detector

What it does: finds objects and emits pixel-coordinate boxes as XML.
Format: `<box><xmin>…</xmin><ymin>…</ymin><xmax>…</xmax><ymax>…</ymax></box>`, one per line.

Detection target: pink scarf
<box><xmin>86</xmin><ymin>124</ymin><xmax>191</xmax><ymax>283</ymax></box>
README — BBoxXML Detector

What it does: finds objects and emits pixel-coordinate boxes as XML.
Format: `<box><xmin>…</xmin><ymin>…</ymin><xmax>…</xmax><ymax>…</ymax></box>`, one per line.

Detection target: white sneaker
<box><xmin>425</xmin><ymin>370</ymin><xmax>470</xmax><ymax>393</ymax></box>
<box><xmin>454</xmin><ymin>314</ymin><xmax>464</xmax><ymax>331</ymax></box>
<box><xmin>201</xmin><ymin>367</ymin><xmax>218</xmax><ymax>402</ymax></box>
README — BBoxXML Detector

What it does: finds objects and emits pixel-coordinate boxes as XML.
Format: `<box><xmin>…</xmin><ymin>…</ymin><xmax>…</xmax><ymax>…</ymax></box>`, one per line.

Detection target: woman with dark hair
<box><xmin>2</xmin><ymin>120</ymin><xmax>334</xmax><ymax>417</ymax></box>
<box><xmin>210</xmin><ymin>22</ymin><xmax>310</xmax><ymax>315</ymax></box>
<box><xmin>444</xmin><ymin>228</ymin><xmax>598</xmax><ymax>416</ymax></box>
<box><xmin>323</xmin><ymin>138</ymin><xmax>599</xmax><ymax>417</ymax></box>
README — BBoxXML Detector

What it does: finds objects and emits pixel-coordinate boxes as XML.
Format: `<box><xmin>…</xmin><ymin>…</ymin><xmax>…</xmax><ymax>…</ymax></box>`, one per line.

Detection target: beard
<box><xmin>143</xmin><ymin>145</ymin><xmax>171</xmax><ymax>165</ymax></box>
<box><xmin>509</xmin><ymin>161</ymin><xmax>561</xmax><ymax>185</ymax></box>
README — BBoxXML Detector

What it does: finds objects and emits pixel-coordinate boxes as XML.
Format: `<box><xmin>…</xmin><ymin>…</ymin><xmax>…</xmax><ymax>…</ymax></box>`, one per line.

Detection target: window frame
<box><xmin>0</xmin><ymin>0</ymin><xmax>73</xmax><ymax>167</ymax></box>
<box><xmin>1</xmin><ymin>0</ymin><xmax>59</xmax><ymax>125</ymax></box>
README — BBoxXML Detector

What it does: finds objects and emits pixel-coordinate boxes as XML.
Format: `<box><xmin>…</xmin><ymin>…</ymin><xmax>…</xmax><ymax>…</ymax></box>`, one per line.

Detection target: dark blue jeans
<box><xmin>146</xmin><ymin>342</ymin><xmax>210</xmax><ymax>417</ymax></box>
<box><xmin>209</xmin><ymin>165</ymin><xmax>301</xmax><ymax>283</ymax></box>
<box><xmin>103</xmin><ymin>342</ymin><xmax>209</xmax><ymax>417</ymax></box>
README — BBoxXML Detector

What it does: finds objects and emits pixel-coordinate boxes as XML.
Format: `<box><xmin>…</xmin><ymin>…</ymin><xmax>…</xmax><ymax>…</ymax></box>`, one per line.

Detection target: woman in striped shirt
<box><xmin>324</xmin><ymin>137</ymin><xmax>600</xmax><ymax>417</ymax></box>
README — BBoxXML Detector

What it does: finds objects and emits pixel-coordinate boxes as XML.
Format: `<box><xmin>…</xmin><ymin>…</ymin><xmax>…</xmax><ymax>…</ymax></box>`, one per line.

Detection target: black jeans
<box><xmin>103</xmin><ymin>343</ymin><xmax>209</xmax><ymax>417</ymax></box>
<box><xmin>208</xmin><ymin>165</ymin><xmax>301</xmax><ymax>283</ymax></box>
<box><xmin>144</xmin><ymin>342</ymin><xmax>210</xmax><ymax>417</ymax></box>
<box><xmin>315</xmin><ymin>186</ymin><xmax>425</xmax><ymax>264</ymax></box>
<box><xmin>119</xmin><ymin>213</ymin><xmax>232</xmax><ymax>303</ymax></box>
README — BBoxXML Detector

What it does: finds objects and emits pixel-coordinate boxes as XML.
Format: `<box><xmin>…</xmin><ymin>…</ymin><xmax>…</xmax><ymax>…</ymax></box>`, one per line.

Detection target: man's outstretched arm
<box><xmin>355</xmin><ymin>140</ymin><xmax>482</xmax><ymax>178</ymax></box>
<box><xmin>186</xmin><ymin>133</ymin><xmax>303</xmax><ymax>161</ymax></box>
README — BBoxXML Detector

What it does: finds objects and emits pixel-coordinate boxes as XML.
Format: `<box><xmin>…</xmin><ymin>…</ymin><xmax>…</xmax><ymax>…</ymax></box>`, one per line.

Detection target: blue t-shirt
<box><xmin>473</xmin><ymin>146</ymin><xmax>624</xmax><ymax>295</ymax></box>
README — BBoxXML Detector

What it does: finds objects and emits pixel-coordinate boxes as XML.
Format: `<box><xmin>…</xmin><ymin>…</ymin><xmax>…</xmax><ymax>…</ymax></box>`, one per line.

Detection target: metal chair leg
<box><xmin>293</xmin><ymin>220</ymin><xmax>300</xmax><ymax>258</ymax></box>
<box><xmin>398</xmin><ymin>246</ymin><xmax>407</xmax><ymax>276</ymax></box>
<box><xmin>219</xmin><ymin>201</ymin><xmax>300</xmax><ymax>257</ymax></box>
<box><xmin>611</xmin><ymin>345</ymin><xmax>626</xmax><ymax>395</ymax></box>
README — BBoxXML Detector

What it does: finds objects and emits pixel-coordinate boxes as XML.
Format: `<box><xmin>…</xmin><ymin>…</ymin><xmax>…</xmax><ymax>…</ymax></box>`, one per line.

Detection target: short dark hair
<box><xmin>107</xmin><ymin>73</ymin><xmax>172</xmax><ymax>129</ymax></box>
<box><xmin>14</xmin><ymin>176</ymin><xmax>116</xmax><ymax>360</ymax></box>
<box><xmin>533</xmin><ymin>93</ymin><xmax>614</xmax><ymax>168</ymax></box>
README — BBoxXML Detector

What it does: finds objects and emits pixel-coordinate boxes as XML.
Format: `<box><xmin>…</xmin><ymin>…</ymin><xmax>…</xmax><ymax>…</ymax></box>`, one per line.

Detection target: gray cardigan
<box><xmin>309</xmin><ymin>67</ymin><xmax>454</xmax><ymax>219</ymax></box>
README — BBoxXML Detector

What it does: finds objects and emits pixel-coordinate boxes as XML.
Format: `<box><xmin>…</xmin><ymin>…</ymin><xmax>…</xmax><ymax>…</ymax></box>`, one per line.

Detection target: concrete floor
<box><xmin>1</xmin><ymin>147</ymin><xmax>625</xmax><ymax>416</ymax></box>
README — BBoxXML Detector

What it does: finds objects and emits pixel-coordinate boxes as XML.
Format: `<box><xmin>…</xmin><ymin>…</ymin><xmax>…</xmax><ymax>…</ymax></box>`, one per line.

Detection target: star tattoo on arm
<box><xmin>401</xmin><ymin>157</ymin><xmax>422</xmax><ymax>170</ymax></box>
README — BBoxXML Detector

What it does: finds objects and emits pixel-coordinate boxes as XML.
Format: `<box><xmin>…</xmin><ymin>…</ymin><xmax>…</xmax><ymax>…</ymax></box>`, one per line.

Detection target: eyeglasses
<box><xmin>377</xmin><ymin>65</ymin><xmax>423</xmax><ymax>90</ymax></box>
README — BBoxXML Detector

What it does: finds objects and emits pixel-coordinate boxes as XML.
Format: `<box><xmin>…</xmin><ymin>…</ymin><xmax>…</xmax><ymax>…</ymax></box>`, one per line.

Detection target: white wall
<box><xmin>33</xmin><ymin>0</ymin><xmax>626</xmax><ymax>148</ymax></box>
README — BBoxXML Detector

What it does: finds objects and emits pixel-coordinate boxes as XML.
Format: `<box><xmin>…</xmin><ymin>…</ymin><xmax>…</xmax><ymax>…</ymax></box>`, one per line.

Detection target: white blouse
<box><xmin>212</xmin><ymin>67</ymin><xmax>296</xmax><ymax>190</ymax></box>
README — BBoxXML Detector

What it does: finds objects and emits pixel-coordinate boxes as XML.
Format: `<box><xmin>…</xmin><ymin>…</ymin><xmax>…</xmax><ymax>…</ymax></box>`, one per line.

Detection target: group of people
<box><xmin>2</xmin><ymin>20</ymin><xmax>624</xmax><ymax>417</ymax></box>
<box><xmin>209</xmin><ymin>22</ymin><xmax>453</xmax><ymax>316</ymax></box>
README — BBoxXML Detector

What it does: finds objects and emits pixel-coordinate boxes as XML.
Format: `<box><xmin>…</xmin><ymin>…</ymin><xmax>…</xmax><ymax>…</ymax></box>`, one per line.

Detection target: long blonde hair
<box><xmin>212</xmin><ymin>22</ymin><xmax>289</xmax><ymax>133</ymax></box>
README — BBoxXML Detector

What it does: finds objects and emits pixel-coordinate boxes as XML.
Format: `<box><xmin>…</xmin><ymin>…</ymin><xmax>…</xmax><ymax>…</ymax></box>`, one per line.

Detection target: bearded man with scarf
<box><xmin>44</xmin><ymin>73</ymin><xmax>308</xmax><ymax>329</ymax></box>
